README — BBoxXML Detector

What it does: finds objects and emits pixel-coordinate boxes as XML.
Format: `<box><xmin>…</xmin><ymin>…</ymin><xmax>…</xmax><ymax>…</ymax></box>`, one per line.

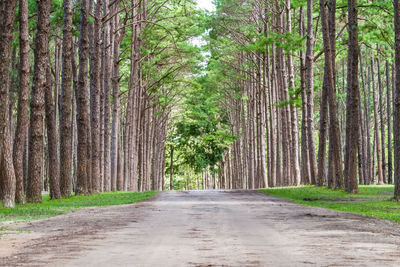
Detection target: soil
<box><xmin>1</xmin><ymin>190</ymin><xmax>400</xmax><ymax>266</ymax></box>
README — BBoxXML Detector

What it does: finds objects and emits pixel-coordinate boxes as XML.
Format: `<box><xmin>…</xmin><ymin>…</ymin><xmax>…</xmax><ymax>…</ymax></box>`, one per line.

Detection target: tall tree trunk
<box><xmin>27</xmin><ymin>0</ymin><xmax>51</xmax><ymax>203</ymax></box>
<box><xmin>267</xmin><ymin>45</ymin><xmax>276</xmax><ymax>187</ymax></box>
<box><xmin>377</xmin><ymin>57</ymin><xmax>386</xmax><ymax>183</ymax></box>
<box><xmin>357</xmin><ymin>86</ymin><xmax>365</xmax><ymax>185</ymax></box>
<box><xmin>286</xmin><ymin>0</ymin><xmax>300</xmax><ymax>186</ymax></box>
<box><xmin>361</xmin><ymin>55</ymin><xmax>372</xmax><ymax>184</ymax></box>
<box><xmin>111</xmin><ymin>1</ymin><xmax>121</xmax><ymax>191</ymax></box>
<box><xmin>0</xmin><ymin>0</ymin><xmax>18</xmax><ymax>208</ymax></box>
<box><xmin>299</xmin><ymin>6</ymin><xmax>311</xmax><ymax>185</ymax></box>
<box><xmin>117</xmin><ymin>130</ymin><xmax>124</xmax><ymax>190</ymax></box>
<box><xmin>170</xmin><ymin>145</ymin><xmax>174</xmax><ymax>190</ymax></box>
<box><xmin>44</xmin><ymin>67</ymin><xmax>61</xmax><ymax>199</ymax></box>
<box><xmin>247</xmin><ymin>71</ymin><xmax>254</xmax><ymax>189</ymax></box>
<box><xmin>241</xmin><ymin>75</ymin><xmax>249</xmax><ymax>188</ymax></box>
<box><xmin>60</xmin><ymin>0</ymin><xmax>74</xmax><ymax>197</ymax></box>
<box><xmin>317</xmin><ymin>0</ymin><xmax>336</xmax><ymax>187</ymax></box>
<box><xmin>387</xmin><ymin>61</ymin><xmax>393</xmax><ymax>184</ymax></box>
<box><xmin>103</xmin><ymin>0</ymin><xmax>112</xmax><ymax>192</ymax></box>
<box><xmin>393</xmin><ymin>0</ymin><xmax>400</xmax><ymax>199</ymax></box>
<box><xmin>9</xmin><ymin>47</ymin><xmax>17</xmax><ymax>145</ymax></box>
<box><xmin>343</xmin><ymin>0</ymin><xmax>359</xmax><ymax>193</ymax></box>
<box><xmin>13</xmin><ymin>0</ymin><xmax>30</xmax><ymax>204</ymax></box>
<box><xmin>76</xmin><ymin>0</ymin><xmax>90</xmax><ymax>195</ymax></box>
<box><xmin>371</xmin><ymin>59</ymin><xmax>384</xmax><ymax>185</ymax></box>
<box><xmin>306</xmin><ymin>0</ymin><xmax>318</xmax><ymax>184</ymax></box>
<box><xmin>71</xmin><ymin>41</ymin><xmax>78</xmax><ymax>190</ymax></box>
<box><xmin>275</xmin><ymin>3</ymin><xmax>291</xmax><ymax>186</ymax></box>
<box><xmin>317</xmin><ymin>70</ymin><xmax>329</xmax><ymax>186</ymax></box>
<box><xmin>320</xmin><ymin>0</ymin><xmax>343</xmax><ymax>189</ymax></box>
<box><xmin>90</xmin><ymin>0</ymin><xmax>102</xmax><ymax>193</ymax></box>
<box><xmin>125</xmin><ymin>0</ymin><xmax>140</xmax><ymax>192</ymax></box>
<box><xmin>359</xmin><ymin>59</ymin><xmax>368</xmax><ymax>186</ymax></box>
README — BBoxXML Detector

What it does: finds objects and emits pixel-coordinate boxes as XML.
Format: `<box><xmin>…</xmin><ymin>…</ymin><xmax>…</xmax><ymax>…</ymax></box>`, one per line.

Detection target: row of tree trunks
<box><xmin>0</xmin><ymin>0</ymin><xmax>188</xmax><ymax>203</ymax></box>
<box><xmin>218</xmin><ymin>1</ymin><xmax>304</xmax><ymax>189</ymax></box>
<box><xmin>216</xmin><ymin>0</ymin><xmax>395</xmax><ymax>192</ymax></box>
<box><xmin>3</xmin><ymin>0</ymin><xmax>400</xmax><ymax>202</ymax></box>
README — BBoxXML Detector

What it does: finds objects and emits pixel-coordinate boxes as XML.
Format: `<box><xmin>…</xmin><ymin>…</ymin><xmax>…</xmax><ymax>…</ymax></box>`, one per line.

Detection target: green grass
<box><xmin>0</xmin><ymin>191</ymin><xmax>158</xmax><ymax>222</ymax></box>
<box><xmin>258</xmin><ymin>185</ymin><xmax>400</xmax><ymax>223</ymax></box>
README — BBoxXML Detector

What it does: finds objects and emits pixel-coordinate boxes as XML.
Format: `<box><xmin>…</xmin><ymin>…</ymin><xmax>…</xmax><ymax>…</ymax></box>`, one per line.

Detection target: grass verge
<box><xmin>0</xmin><ymin>191</ymin><xmax>158</xmax><ymax>223</ymax></box>
<box><xmin>258</xmin><ymin>185</ymin><xmax>400</xmax><ymax>223</ymax></box>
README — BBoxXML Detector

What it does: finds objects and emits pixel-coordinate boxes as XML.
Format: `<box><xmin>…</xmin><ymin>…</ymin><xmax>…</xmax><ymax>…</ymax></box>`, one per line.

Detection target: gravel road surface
<box><xmin>1</xmin><ymin>190</ymin><xmax>400</xmax><ymax>266</ymax></box>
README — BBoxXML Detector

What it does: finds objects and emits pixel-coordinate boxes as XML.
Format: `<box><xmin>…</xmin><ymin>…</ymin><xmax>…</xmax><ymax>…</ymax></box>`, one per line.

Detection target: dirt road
<box><xmin>1</xmin><ymin>190</ymin><xmax>400</xmax><ymax>266</ymax></box>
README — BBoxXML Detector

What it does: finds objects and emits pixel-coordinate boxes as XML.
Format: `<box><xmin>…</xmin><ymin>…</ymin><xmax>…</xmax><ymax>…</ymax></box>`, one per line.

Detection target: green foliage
<box><xmin>173</xmin><ymin>178</ymin><xmax>188</xmax><ymax>190</ymax></box>
<box><xmin>136</xmin><ymin>0</ymin><xmax>205</xmax><ymax>109</ymax></box>
<box><xmin>165</xmin><ymin>173</ymin><xmax>202</xmax><ymax>190</ymax></box>
<box><xmin>245</xmin><ymin>32</ymin><xmax>306</xmax><ymax>53</ymax></box>
<box><xmin>0</xmin><ymin>191</ymin><xmax>158</xmax><ymax>222</ymax></box>
<box><xmin>259</xmin><ymin>186</ymin><xmax>400</xmax><ymax>223</ymax></box>
<box><xmin>167</xmin><ymin>75</ymin><xmax>235</xmax><ymax>174</ymax></box>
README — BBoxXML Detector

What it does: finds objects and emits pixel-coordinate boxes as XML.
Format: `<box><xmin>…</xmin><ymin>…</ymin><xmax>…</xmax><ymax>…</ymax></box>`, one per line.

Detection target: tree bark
<box><xmin>117</xmin><ymin>130</ymin><xmax>124</xmax><ymax>191</ymax></box>
<box><xmin>111</xmin><ymin>0</ymin><xmax>121</xmax><ymax>191</ymax></box>
<box><xmin>299</xmin><ymin>6</ymin><xmax>311</xmax><ymax>185</ymax></box>
<box><xmin>286</xmin><ymin>0</ymin><xmax>300</xmax><ymax>186</ymax></box>
<box><xmin>103</xmin><ymin>0</ymin><xmax>112</xmax><ymax>192</ymax></box>
<box><xmin>76</xmin><ymin>0</ymin><xmax>90</xmax><ymax>195</ymax></box>
<box><xmin>394</xmin><ymin>0</ymin><xmax>400</xmax><ymax>199</ymax></box>
<box><xmin>360</xmin><ymin>55</ymin><xmax>372</xmax><ymax>184</ymax></box>
<box><xmin>317</xmin><ymin>0</ymin><xmax>335</xmax><ymax>187</ymax></box>
<box><xmin>27</xmin><ymin>0</ymin><xmax>52</xmax><ymax>203</ymax></box>
<box><xmin>44</xmin><ymin>67</ymin><xmax>61</xmax><ymax>199</ymax></box>
<box><xmin>306</xmin><ymin>0</ymin><xmax>318</xmax><ymax>184</ymax></box>
<box><xmin>320</xmin><ymin>0</ymin><xmax>343</xmax><ymax>189</ymax></box>
<box><xmin>60</xmin><ymin>0</ymin><xmax>74</xmax><ymax>197</ymax></box>
<box><xmin>387</xmin><ymin>61</ymin><xmax>393</xmax><ymax>184</ymax></box>
<box><xmin>377</xmin><ymin>57</ymin><xmax>386</xmax><ymax>183</ymax></box>
<box><xmin>0</xmin><ymin>0</ymin><xmax>18</xmax><ymax>208</ymax></box>
<box><xmin>170</xmin><ymin>145</ymin><xmax>174</xmax><ymax>190</ymax></box>
<box><xmin>371</xmin><ymin>59</ymin><xmax>384</xmax><ymax>185</ymax></box>
<box><xmin>343</xmin><ymin>0</ymin><xmax>359</xmax><ymax>193</ymax></box>
<box><xmin>89</xmin><ymin>0</ymin><xmax>102</xmax><ymax>193</ymax></box>
<box><xmin>13</xmin><ymin>0</ymin><xmax>30</xmax><ymax>204</ymax></box>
